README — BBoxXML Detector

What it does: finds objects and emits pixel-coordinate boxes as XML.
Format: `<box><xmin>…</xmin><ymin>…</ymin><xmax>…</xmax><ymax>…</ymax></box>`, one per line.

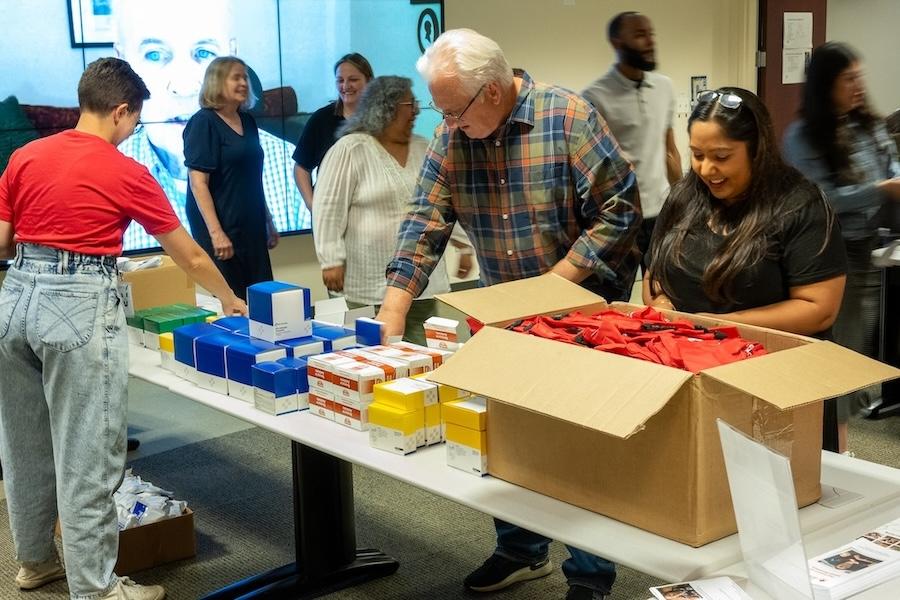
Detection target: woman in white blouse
<box><xmin>313</xmin><ymin>76</ymin><xmax>472</xmax><ymax>342</ymax></box>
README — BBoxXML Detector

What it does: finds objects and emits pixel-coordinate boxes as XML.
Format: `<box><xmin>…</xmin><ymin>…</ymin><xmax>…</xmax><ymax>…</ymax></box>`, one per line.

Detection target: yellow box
<box><xmin>373</xmin><ymin>378</ymin><xmax>438</xmax><ymax>412</ymax></box>
<box><xmin>205</xmin><ymin>315</ymin><xmax>218</xmax><ymax>324</ymax></box>
<box><xmin>411</xmin><ymin>372</ymin><xmax>469</xmax><ymax>404</ymax></box>
<box><xmin>368</xmin><ymin>402</ymin><xmax>423</xmax><ymax>435</ymax></box>
<box><xmin>442</xmin><ymin>397</ymin><xmax>487</xmax><ymax>431</ymax></box>
<box><xmin>158</xmin><ymin>332</ymin><xmax>175</xmax><ymax>353</ymax></box>
<box><xmin>445</xmin><ymin>423</ymin><xmax>487</xmax><ymax>452</ymax></box>
<box><xmin>425</xmin><ymin>403</ymin><xmax>442</xmax><ymax>445</ymax></box>
<box><xmin>368</xmin><ymin>402</ymin><xmax>424</xmax><ymax>455</ymax></box>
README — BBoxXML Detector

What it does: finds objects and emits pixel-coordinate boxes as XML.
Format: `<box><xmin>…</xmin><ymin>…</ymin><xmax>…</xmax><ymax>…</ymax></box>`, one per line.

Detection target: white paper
<box><xmin>716</xmin><ymin>420</ymin><xmax>814</xmax><ymax>599</ymax></box>
<box><xmin>782</xmin><ymin>49</ymin><xmax>811</xmax><ymax>85</ymax></box>
<box><xmin>650</xmin><ymin>576</ymin><xmax>752</xmax><ymax>599</ymax></box>
<box><xmin>784</xmin><ymin>12</ymin><xmax>813</xmax><ymax>49</ymax></box>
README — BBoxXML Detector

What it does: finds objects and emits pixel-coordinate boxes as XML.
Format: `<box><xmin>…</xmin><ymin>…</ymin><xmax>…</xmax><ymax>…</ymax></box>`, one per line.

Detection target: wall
<box><xmin>827</xmin><ymin>0</ymin><xmax>899</xmax><ymax>116</ymax></box>
<box><xmin>1</xmin><ymin>0</ymin><xmax>762</xmax><ymax>295</ymax></box>
<box><xmin>444</xmin><ymin>0</ymin><xmax>757</xmax><ymax>170</ymax></box>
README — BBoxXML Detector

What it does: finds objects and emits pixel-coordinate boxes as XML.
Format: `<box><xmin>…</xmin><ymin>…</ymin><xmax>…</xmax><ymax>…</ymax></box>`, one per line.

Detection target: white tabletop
<box><xmin>129</xmin><ymin>346</ymin><xmax>900</xmax><ymax>588</ymax></box>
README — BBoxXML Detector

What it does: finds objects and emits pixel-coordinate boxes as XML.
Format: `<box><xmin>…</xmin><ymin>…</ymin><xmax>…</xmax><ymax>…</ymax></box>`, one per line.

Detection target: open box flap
<box><xmin>700</xmin><ymin>340</ymin><xmax>900</xmax><ymax>410</ymax></box>
<box><xmin>435</xmin><ymin>273</ymin><xmax>605</xmax><ymax>326</ymax></box>
<box><xmin>428</xmin><ymin>326</ymin><xmax>693</xmax><ymax>439</ymax></box>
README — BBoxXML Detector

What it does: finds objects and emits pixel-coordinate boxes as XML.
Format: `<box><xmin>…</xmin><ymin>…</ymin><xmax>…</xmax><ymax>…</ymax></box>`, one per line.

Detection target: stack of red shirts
<box><xmin>468</xmin><ymin>307</ymin><xmax>766</xmax><ymax>373</ymax></box>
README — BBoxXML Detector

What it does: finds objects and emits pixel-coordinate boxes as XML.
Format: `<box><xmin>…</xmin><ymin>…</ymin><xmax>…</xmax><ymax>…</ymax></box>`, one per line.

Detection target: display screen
<box><xmin>0</xmin><ymin>0</ymin><xmax>444</xmax><ymax>258</ymax></box>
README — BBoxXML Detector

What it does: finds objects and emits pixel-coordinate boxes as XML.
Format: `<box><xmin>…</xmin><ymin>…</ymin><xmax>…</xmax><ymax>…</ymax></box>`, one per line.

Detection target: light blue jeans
<box><xmin>0</xmin><ymin>244</ymin><xmax>127</xmax><ymax>599</ymax></box>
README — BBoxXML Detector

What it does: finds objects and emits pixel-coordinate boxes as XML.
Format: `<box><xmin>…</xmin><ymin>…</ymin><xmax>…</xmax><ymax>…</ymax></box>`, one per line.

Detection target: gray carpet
<box><xmin>0</xmin><ymin>427</ymin><xmax>663</xmax><ymax>599</ymax></box>
<box><xmin>1</xmin><ymin>413</ymin><xmax>897</xmax><ymax>600</ymax></box>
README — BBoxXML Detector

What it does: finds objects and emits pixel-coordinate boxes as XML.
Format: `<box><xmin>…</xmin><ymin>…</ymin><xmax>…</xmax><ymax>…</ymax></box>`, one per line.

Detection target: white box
<box><xmin>196</xmin><ymin>372</ymin><xmax>229</xmax><ymax>395</ymax></box>
<box><xmin>368</xmin><ymin>424</ymin><xmax>417</xmax><ymax>455</ymax></box>
<box><xmin>227</xmin><ymin>380</ymin><xmax>255</xmax><ymax>403</ymax></box>
<box><xmin>334</xmin><ymin>399</ymin><xmax>371</xmax><ymax>431</ymax></box>
<box><xmin>247</xmin><ymin>281</ymin><xmax>313</xmax><ymax>342</ymax></box>
<box><xmin>446</xmin><ymin>441</ymin><xmax>488</xmax><ymax>476</ymax></box>
<box><xmin>254</xmin><ymin>388</ymin><xmax>299</xmax><ymax>416</ymax></box>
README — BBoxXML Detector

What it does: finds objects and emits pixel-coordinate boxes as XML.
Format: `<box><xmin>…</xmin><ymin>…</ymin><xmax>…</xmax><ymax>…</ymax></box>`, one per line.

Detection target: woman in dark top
<box><xmin>644</xmin><ymin>87</ymin><xmax>848</xmax><ymax>450</ymax></box>
<box><xmin>184</xmin><ymin>56</ymin><xmax>278</xmax><ymax>300</ymax></box>
<box><xmin>292</xmin><ymin>53</ymin><xmax>373</xmax><ymax>212</ymax></box>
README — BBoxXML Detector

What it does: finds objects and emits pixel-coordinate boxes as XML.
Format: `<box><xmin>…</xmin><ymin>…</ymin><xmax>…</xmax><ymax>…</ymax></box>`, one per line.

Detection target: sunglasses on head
<box><xmin>696</xmin><ymin>90</ymin><xmax>743</xmax><ymax>109</ymax></box>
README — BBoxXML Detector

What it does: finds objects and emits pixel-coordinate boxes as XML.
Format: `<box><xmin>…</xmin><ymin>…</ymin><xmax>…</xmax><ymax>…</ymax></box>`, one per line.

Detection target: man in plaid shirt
<box><xmin>377</xmin><ymin>29</ymin><xmax>640</xmax><ymax>600</ymax></box>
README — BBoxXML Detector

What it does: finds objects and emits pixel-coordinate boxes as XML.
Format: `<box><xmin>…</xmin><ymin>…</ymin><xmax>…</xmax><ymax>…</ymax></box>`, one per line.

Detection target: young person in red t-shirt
<box><xmin>0</xmin><ymin>58</ymin><xmax>246</xmax><ymax>600</ymax></box>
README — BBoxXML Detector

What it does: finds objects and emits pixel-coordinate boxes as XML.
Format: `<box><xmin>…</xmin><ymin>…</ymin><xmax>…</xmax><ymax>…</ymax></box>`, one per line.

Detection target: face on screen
<box><xmin>115</xmin><ymin>1</ymin><xmax>234</xmax><ymax>164</ymax></box>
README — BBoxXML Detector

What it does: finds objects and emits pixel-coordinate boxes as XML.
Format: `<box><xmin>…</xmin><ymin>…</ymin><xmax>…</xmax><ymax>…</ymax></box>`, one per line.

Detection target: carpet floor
<box><xmin>1</xmin><ymin>412</ymin><xmax>897</xmax><ymax>600</ymax></box>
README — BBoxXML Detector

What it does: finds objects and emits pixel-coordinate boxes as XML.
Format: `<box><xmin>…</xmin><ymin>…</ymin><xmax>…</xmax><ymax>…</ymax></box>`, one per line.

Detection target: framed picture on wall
<box><xmin>67</xmin><ymin>0</ymin><xmax>115</xmax><ymax>48</ymax></box>
<box><xmin>690</xmin><ymin>75</ymin><xmax>708</xmax><ymax>108</ymax></box>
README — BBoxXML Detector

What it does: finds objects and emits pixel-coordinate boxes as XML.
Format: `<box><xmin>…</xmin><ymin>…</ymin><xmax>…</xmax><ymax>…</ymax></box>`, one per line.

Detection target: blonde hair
<box><xmin>416</xmin><ymin>29</ymin><xmax>513</xmax><ymax>96</ymax></box>
<box><xmin>199</xmin><ymin>57</ymin><xmax>257</xmax><ymax>111</ymax></box>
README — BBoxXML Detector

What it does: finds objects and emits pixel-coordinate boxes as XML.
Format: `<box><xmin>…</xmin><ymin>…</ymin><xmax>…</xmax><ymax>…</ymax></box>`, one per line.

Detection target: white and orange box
<box><xmin>423</xmin><ymin>316</ymin><xmax>462</xmax><ymax>351</ymax></box>
<box><xmin>309</xmin><ymin>389</ymin><xmax>336</xmax><ymax>421</ymax></box>
<box><xmin>390</xmin><ymin>341</ymin><xmax>452</xmax><ymax>370</ymax></box>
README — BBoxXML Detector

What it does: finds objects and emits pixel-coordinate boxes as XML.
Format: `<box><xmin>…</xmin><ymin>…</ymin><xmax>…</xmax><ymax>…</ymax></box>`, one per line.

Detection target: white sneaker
<box><xmin>100</xmin><ymin>577</ymin><xmax>166</xmax><ymax>600</ymax></box>
<box><xmin>15</xmin><ymin>559</ymin><xmax>66</xmax><ymax>589</ymax></box>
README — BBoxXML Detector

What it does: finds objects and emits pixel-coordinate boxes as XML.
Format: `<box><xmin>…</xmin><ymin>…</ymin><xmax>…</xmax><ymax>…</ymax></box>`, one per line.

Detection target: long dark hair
<box><xmin>800</xmin><ymin>42</ymin><xmax>877</xmax><ymax>185</ymax></box>
<box><xmin>649</xmin><ymin>87</ymin><xmax>826</xmax><ymax>304</ymax></box>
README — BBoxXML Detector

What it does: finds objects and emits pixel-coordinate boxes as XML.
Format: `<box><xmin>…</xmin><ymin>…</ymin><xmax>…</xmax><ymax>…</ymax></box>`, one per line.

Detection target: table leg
<box><xmin>200</xmin><ymin>441</ymin><xmax>399</xmax><ymax>599</ymax></box>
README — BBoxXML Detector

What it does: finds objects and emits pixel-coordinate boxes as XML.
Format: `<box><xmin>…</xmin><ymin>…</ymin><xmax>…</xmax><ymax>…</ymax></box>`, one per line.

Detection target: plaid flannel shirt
<box><xmin>386</xmin><ymin>70</ymin><xmax>641</xmax><ymax>301</ymax></box>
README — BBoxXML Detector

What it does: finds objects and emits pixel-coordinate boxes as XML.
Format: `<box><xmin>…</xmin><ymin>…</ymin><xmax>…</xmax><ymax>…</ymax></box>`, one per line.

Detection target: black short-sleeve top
<box><xmin>651</xmin><ymin>187</ymin><xmax>848</xmax><ymax>317</ymax></box>
<box><xmin>183</xmin><ymin>108</ymin><xmax>267</xmax><ymax>241</ymax></box>
<box><xmin>291</xmin><ymin>102</ymin><xmax>344</xmax><ymax>172</ymax></box>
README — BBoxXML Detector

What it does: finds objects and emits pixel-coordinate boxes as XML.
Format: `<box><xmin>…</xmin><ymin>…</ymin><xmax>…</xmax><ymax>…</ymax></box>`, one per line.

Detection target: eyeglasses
<box><xmin>427</xmin><ymin>84</ymin><xmax>485</xmax><ymax>122</ymax></box>
<box><xmin>398</xmin><ymin>99</ymin><xmax>420</xmax><ymax>110</ymax></box>
<box><xmin>696</xmin><ymin>90</ymin><xmax>743</xmax><ymax>109</ymax></box>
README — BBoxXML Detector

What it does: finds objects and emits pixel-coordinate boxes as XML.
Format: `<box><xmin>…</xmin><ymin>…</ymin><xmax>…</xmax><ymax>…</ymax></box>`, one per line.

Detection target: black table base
<box><xmin>200</xmin><ymin>441</ymin><xmax>399</xmax><ymax>599</ymax></box>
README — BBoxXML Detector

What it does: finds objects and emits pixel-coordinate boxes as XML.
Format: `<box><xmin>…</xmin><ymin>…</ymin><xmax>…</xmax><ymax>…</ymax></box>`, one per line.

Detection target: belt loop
<box><xmin>59</xmin><ymin>249</ymin><xmax>69</xmax><ymax>275</ymax></box>
<box><xmin>14</xmin><ymin>243</ymin><xmax>24</xmax><ymax>268</ymax></box>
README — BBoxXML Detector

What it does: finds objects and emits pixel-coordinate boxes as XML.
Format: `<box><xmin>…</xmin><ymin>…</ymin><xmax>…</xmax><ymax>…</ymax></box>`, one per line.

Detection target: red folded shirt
<box><xmin>469</xmin><ymin>308</ymin><xmax>765</xmax><ymax>373</ymax></box>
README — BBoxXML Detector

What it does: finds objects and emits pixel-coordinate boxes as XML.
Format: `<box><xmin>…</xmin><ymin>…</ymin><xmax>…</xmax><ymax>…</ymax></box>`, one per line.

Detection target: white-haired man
<box><xmin>376</xmin><ymin>28</ymin><xmax>640</xmax><ymax>600</ymax></box>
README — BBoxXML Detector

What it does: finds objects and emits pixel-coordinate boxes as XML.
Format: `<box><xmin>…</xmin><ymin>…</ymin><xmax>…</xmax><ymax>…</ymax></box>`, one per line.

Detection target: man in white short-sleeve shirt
<box><xmin>581</xmin><ymin>12</ymin><xmax>681</xmax><ymax>269</ymax></box>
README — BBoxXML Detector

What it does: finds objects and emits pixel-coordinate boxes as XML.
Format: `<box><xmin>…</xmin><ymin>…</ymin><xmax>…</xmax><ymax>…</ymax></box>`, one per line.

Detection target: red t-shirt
<box><xmin>0</xmin><ymin>129</ymin><xmax>180</xmax><ymax>256</ymax></box>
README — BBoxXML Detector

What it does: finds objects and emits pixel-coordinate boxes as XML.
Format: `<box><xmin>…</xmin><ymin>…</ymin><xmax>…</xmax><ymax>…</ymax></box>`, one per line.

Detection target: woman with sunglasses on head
<box><xmin>312</xmin><ymin>76</ymin><xmax>472</xmax><ymax>345</ymax></box>
<box><xmin>292</xmin><ymin>53</ymin><xmax>374</xmax><ymax>213</ymax></box>
<box><xmin>644</xmin><ymin>87</ymin><xmax>848</xmax><ymax>449</ymax></box>
<box><xmin>783</xmin><ymin>43</ymin><xmax>900</xmax><ymax>447</ymax></box>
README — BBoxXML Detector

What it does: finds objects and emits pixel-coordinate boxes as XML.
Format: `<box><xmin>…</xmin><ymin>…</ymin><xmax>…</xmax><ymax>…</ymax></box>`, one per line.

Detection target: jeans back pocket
<box><xmin>37</xmin><ymin>290</ymin><xmax>99</xmax><ymax>352</ymax></box>
<box><xmin>0</xmin><ymin>282</ymin><xmax>25</xmax><ymax>340</ymax></box>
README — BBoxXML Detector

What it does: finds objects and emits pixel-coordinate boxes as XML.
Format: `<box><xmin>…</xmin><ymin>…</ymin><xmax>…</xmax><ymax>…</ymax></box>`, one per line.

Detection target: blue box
<box><xmin>247</xmin><ymin>281</ymin><xmax>312</xmax><ymax>342</ymax></box>
<box><xmin>355</xmin><ymin>317</ymin><xmax>383</xmax><ymax>347</ymax></box>
<box><xmin>172</xmin><ymin>323</ymin><xmax>223</xmax><ymax>381</ymax></box>
<box><xmin>312</xmin><ymin>320</ymin><xmax>356</xmax><ymax>352</ymax></box>
<box><xmin>213</xmin><ymin>316</ymin><xmax>250</xmax><ymax>334</ymax></box>
<box><xmin>252</xmin><ymin>362</ymin><xmax>299</xmax><ymax>415</ymax></box>
<box><xmin>276</xmin><ymin>357</ymin><xmax>310</xmax><ymax>394</ymax></box>
<box><xmin>225</xmin><ymin>339</ymin><xmax>288</xmax><ymax>401</ymax></box>
<box><xmin>277</xmin><ymin>336</ymin><xmax>325</xmax><ymax>359</ymax></box>
<box><xmin>195</xmin><ymin>333</ymin><xmax>246</xmax><ymax>394</ymax></box>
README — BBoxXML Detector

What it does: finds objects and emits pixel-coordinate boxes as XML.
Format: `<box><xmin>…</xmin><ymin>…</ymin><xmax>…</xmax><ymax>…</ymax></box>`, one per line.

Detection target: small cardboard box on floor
<box><xmin>430</xmin><ymin>273</ymin><xmax>900</xmax><ymax>547</ymax></box>
<box><xmin>57</xmin><ymin>510</ymin><xmax>195</xmax><ymax>574</ymax></box>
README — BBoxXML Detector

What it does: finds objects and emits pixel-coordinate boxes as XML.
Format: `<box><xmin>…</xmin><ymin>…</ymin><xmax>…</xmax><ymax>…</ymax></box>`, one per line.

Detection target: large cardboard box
<box><xmin>121</xmin><ymin>256</ymin><xmax>196</xmax><ymax>311</ymax></box>
<box><xmin>430</xmin><ymin>274</ymin><xmax>900</xmax><ymax>546</ymax></box>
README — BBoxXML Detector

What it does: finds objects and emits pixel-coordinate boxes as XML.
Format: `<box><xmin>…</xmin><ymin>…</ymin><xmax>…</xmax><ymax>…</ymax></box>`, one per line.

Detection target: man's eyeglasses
<box><xmin>696</xmin><ymin>89</ymin><xmax>742</xmax><ymax>110</ymax></box>
<box><xmin>427</xmin><ymin>84</ymin><xmax>485</xmax><ymax>122</ymax></box>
